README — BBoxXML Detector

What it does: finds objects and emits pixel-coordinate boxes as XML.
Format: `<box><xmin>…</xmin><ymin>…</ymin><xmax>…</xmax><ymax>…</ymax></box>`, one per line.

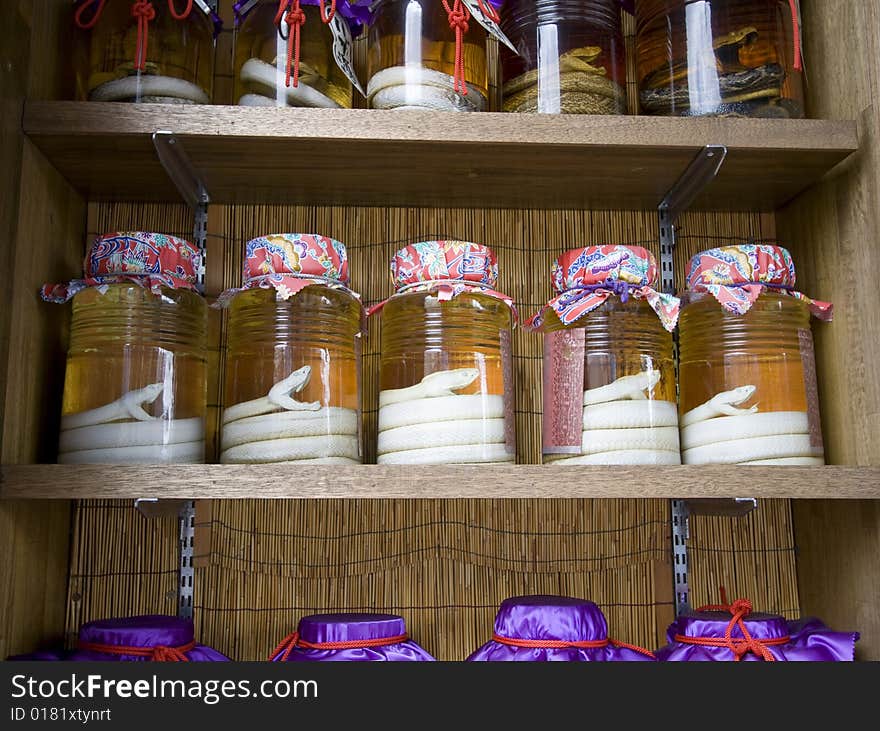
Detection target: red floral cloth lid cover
<box><xmin>525</xmin><ymin>245</ymin><xmax>680</xmax><ymax>332</ymax></box>
<box><xmin>215</xmin><ymin>233</ymin><xmax>362</xmax><ymax>309</ymax></box>
<box><xmin>368</xmin><ymin>240</ymin><xmax>515</xmax><ymax>317</ymax></box>
<box><xmin>41</xmin><ymin>232</ymin><xmax>201</xmax><ymax>303</ymax></box>
<box><xmin>686</xmin><ymin>244</ymin><xmax>832</xmax><ymax>321</ymax></box>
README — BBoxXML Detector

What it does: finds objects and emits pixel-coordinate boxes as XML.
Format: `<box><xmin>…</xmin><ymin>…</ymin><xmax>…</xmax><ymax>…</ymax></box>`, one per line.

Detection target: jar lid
<box><xmin>493</xmin><ymin>595</ymin><xmax>609</xmax><ymax>643</ymax></box>
<box><xmin>78</xmin><ymin>615</ymin><xmax>195</xmax><ymax>649</ymax></box>
<box><xmin>526</xmin><ymin>245</ymin><xmax>680</xmax><ymax>332</ymax></box>
<box><xmin>369</xmin><ymin>240</ymin><xmax>515</xmax><ymax>317</ymax></box>
<box><xmin>269</xmin><ymin>613</ymin><xmax>437</xmax><ymax>661</ymax></box>
<box><xmin>41</xmin><ymin>232</ymin><xmax>201</xmax><ymax>303</ymax></box>
<box><xmin>215</xmin><ymin>233</ymin><xmax>363</xmax><ymax>309</ymax></box>
<box><xmin>235</xmin><ymin>0</ymin><xmax>371</xmax><ymax>32</ymax></box>
<box><xmin>686</xmin><ymin>244</ymin><xmax>832</xmax><ymax>321</ymax></box>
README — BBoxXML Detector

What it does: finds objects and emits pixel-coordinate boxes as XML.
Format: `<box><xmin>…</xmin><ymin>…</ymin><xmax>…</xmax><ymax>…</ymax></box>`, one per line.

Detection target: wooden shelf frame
<box><xmin>2</xmin><ymin>464</ymin><xmax>878</xmax><ymax>500</ymax></box>
<box><xmin>22</xmin><ymin>102</ymin><xmax>858</xmax><ymax>211</ymax></box>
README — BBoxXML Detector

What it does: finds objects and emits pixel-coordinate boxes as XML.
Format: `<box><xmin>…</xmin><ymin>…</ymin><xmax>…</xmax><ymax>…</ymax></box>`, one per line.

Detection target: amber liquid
<box><xmin>542</xmin><ymin>299</ymin><xmax>678</xmax><ymax>462</ymax></box>
<box><xmin>234</xmin><ymin>3</ymin><xmax>353</xmax><ymax>108</ymax></box>
<box><xmin>635</xmin><ymin>0</ymin><xmax>804</xmax><ymax>117</ymax></box>
<box><xmin>379</xmin><ymin>292</ymin><xmax>514</xmax><ymax>463</ymax></box>
<box><xmin>62</xmin><ymin>286</ymin><xmax>207</xmax><ymax>456</ymax></box>
<box><xmin>73</xmin><ymin>2</ymin><xmax>214</xmax><ymax>102</ymax></box>
<box><xmin>367</xmin><ymin>0</ymin><xmax>489</xmax><ymax>98</ymax></box>
<box><xmin>500</xmin><ymin>0</ymin><xmax>626</xmax><ymax>114</ymax></box>
<box><xmin>223</xmin><ymin>287</ymin><xmax>362</xmax><ymax>461</ymax></box>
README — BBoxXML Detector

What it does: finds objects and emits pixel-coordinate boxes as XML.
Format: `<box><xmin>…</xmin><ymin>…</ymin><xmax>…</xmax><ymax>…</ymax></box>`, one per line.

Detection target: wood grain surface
<box><xmin>23</xmin><ymin>102</ymin><xmax>857</xmax><ymax>210</ymax></box>
<box><xmin>2</xmin><ymin>464</ymin><xmax>878</xmax><ymax>500</ymax></box>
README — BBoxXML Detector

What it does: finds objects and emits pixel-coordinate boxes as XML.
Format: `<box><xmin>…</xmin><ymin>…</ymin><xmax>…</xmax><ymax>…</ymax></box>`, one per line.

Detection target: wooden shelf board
<box><xmin>22</xmin><ymin>102</ymin><xmax>858</xmax><ymax>210</ymax></box>
<box><xmin>2</xmin><ymin>464</ymin><xmax>878</xmax><ymax>500</ymax></box>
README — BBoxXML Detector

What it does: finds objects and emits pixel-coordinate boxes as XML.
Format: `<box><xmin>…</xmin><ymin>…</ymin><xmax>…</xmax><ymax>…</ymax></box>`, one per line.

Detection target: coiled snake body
<box><xmin>59</xmin><ymin>383</ymin><xmax>205</xmax><ymax>464</ymax></box>
<box><xmin>220</xmin><ymin>365</ymin><xmax>360</xmax><ymax>464</ymax></box>
<box><xmin>548</xmin><ymin>369</ymin><xmax>681</xmax><ymax>465</ymax></box>
<box><xmin>378</xmin><ymin>368</ymin><xmax>512</xmax><ymax>465</ymax></box>
<box><xmin>681</xmin><ymin>385</ymin><xmax>822</xmax><ymax>465</ymax></box>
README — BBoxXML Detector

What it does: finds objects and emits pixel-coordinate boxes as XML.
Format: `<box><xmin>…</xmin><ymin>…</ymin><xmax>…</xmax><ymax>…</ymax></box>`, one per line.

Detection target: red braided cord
<box><xmin>788</xmin><ymin>0</ymin><xmax>802</xmax><ymax>71</ymax></box>
<box><xmin>74</xmin><ymin>0</ymin><xmax>109</xmax><ymax>29</ymax></box>
<box><xmin>442</xmin><ymin>0</ymin><xmax>470</xmax><ymax>95</ymax></box>
<box><xmin>492</xmin><ymin>633</ymin><xmax>656</xmax><ymax>659</ymax></box>
<box><xmin>691</xmin><ymin>589</ymin><xmax>784</xmax><ymax>662</ymax></box>
<box><xmin>131</xmin><ymin>0</ymin><xmax>157</xmax><ymax>71</ymax></box>
<box><xmin>167</xmin><ymin>0</ymin><xmax>193</xmax><ymax>20</ymax></box>
<box><xmin>318</xmin><ymin>0</ymin><xmax>336</xmax><ymax>24</ymax></box>
<box><xmin>274</xmin><ymin>0</ymin><xmax>307</xmax><ymax>87</ymax></box>
<box><xmin>476</xmin><ymin>0</ymin><xmax>499</xmax><ymax>24</ymax></box>
<box><xmin>269</xmin><ymin>631</ymin><xmax>410</xmax><ymax>662</ymax></box>
<box><xmin>78</xmin><ymin>639</ymin><xmax>195</xmax><ymax>662</ymax></box>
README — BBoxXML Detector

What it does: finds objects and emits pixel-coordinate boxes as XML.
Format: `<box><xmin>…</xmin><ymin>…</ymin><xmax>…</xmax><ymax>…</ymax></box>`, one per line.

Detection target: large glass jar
<box><xmin>529</xmin><ymin>246</ymin><xmax>681</xmax><ymax>465</ymax></box>
<box><xmin>374</xmin><ymin>241</ymin><xmax>515</xmax><ymax>465</ymax></box>
<box><xmin>366</xmin><ymin>0</ymin><xmax>501</xmax><ymax>111</ymax></box>
<box><xmin>678</xmin><ymin>244</ymin><xmax>832</xmax><ymax>466</ymax></box>
<box><xmin>41</xmin><ymin>233</ymin><xmax>207</xmax><ymax>464</ymax></box>
<box><xmin>635</xmin><ymin>0</ymin><xmax>805</xmax><ymax>117</ymax></box>
<box><xmin>500</xmin><ymin>0</ymin><xmax>626</xmax><ymax>114</ymax></box>
<box><xmin>233</xmin><ymin>0</ymin><xmax>368</xmax><ymax>108</ymax></box>
<box><xmin>219</xmin><ymin>234</ymin><xmax>363</xmax><ymax>465</ymax></box>
<box><xmin>73</xmin><ymin>0</ymin><xmax>220</xmax><ymax>104</ymax></box>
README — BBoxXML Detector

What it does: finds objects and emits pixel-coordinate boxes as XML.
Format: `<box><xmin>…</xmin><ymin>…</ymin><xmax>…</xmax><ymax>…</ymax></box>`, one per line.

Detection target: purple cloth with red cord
<box><xmin>467</xmin><ymin>595</ymin><xmax>655</xmax><ymax>662</ymax></box>
<box><xmin>7</xmin><ymin>615</ymin><xmax>228</xmax><ymax>662</ymax></box>
<box><xmin>270</xmin><ymin>613</ymin><xmax>436</xmax><ymax>662</ymax></box>
<box><xmin>656</xmin><ymin>610</ymin><xmax>859</xmax><ymax>662</ymax></box>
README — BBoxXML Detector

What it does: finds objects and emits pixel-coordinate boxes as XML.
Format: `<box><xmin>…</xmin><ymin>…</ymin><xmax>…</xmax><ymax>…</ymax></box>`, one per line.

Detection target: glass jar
<box><xmin>374</xmin><ymin>241</ymin><xmax>515</xmax><ymax>465</ymax></box>
<box><xmin>234</xmin><ymin>0</ymin><xmax>367</xmax><ymax>108</ymax></box>
<box><xmin>528</xmin><ymin>246</ymin><xmax>681</xmax><ymax>465</ymax></box>
<box><xmin>219</xmin><ymin>234</ymin><xmax>363</xmax><ymax>465</ymax></box>
<box><xmin>635</xmin><ymin>0</ymin><xmax>805</xmax><ymax>117</ymax></box>
<box><xmin>41</xmin><ymin>233</ymin><xmax>207</xmax><ymax>464</ymax></box>
<box><xmin>678</xmin><ymin>244</ymin><xmax>832</xmax><ymax>466</ymax></box>
<box><xmin>73</xmin><ymin>0</ymin><xmax>220</xmax><ymax>104</ymax></box>
<box><xmin>500</xmin><ymin>0</ymin><xmax>626</xmax><ymax>114</ymax></box>
<box><xmin>366</xmin><ymin>0</ymin><xmax>499</xmax><ymax>111</ymax></box>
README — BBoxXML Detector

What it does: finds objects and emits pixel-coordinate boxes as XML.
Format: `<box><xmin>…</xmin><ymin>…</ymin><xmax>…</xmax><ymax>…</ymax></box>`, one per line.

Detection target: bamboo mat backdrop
<box><xmin>64</xmin><ymin>3</ymin><xmax>799</xmax><ymax>660</ymax></box>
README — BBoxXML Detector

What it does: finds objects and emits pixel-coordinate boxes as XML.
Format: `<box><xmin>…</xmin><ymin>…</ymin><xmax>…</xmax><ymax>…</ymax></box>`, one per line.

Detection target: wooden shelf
<box><xmin>1</xmin><ymin>464</ymin><xmax>878</xmax><ymax>500</ymax></box>
<box><xmin>23</xmin><ymin>102</ymin><xmax>859</xmax><ymax>210</ymax></box>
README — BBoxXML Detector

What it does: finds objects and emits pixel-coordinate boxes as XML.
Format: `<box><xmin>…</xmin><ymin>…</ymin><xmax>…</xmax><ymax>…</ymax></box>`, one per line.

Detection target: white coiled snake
<box><xmin>378</xmin><ymin>368</ymin><xmax>513</xmax><ymax>465</ymax></box>
<box><xmin>547</xmin><ymin>369</ymin><xmax>681</xmax><ymax>466</ymax></box>
<box><xmin>58</xmin><ymin>383</ymin><xmax>205</xmax><ymax>464</ymax></box>
<box><xmin>237</xmin><ymin>58</ymin><xmax>343</xmax><ymax>109</ymax></box>
<box><xmin>681</xmin><ymin>385</ymin><xmax>823</xmax><ymax>465</ymax></box>
<box><xmin>366</xmin><ymin>67</ymin><xmax>486</xmax><ymax>112</ymax></box>
<box><xmin>89</xmin><ymin>75</ymin><xmax>210</xmax><ymax>104</ymax></box>
<box><xmin>220</xmin><ymin>365</ymin><xmax>360</xmax><ymax>464</ymax></box>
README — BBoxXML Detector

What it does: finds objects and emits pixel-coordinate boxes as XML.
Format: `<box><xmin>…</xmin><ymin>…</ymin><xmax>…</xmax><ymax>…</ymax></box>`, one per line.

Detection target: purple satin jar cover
<box><xmin>7</xmin><ymin>615</ymin><xmax>229</xmax><ymax>662</ymax></box>
<box><xmin>467</xmin><ymin>595</ymin><xmax>656</xmax><ymax>662</ymax></box>
<box><xmin>269</xmin><ymin>613</ymin><xmax>436</xmax><ymax>662</ymax></box>
<box><xmin>234</xmin><ymin>0</ymin><xmax>371</xmax><ymax>32</ymax></box>
<box><xmin>656</xmin><ymin>611</ymin><xmax>859</xmax><ymax>662</ymax></box>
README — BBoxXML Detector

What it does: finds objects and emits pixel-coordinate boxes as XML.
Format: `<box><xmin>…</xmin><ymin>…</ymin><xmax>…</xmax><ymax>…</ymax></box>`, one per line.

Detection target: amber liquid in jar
<box><xmin>59</xmin><ymin>285</ymin><xmax>207</xmax><ymax>464</ymax></box>
<box><xmin>378</xmin><ymin>292</ymin><xmax>514</xmax><ymax>465</ymax></box>
<box><xmin>222</xmin><ymin>286</ymin><xmax>362</xmax><ymax>464</ymax></box>
<box><xmin>501</xmin><ymin>0</ymin><xmax>626</xmax><ymax>114</ymax></box>
<box><xmin>73</xmin><ymin>2</ymin><xmax>214</xmax><ymax>103</ymax></box>
<box><xmin>678</xmin><ymin>292</ymin><xmax>824</xmax><ymax>465</ymax></box>
<box><xmin>542</xmin><ymin>299</ymin><xmax>679</xmax><ymax>465</ymax></box>
<box><xmin>234</xmin><ymin>2</ymin><xmax>353</xmax><ymax>108</ymax></box>
<box><xmin>635</xmin><ymin>0</ymin><xmax>804</xmax><ymax>117</ymax></box>
<box><xmin>367</xmin><ymin>0</ymin><xmax>489</xmax><ymax>111</ymax></box>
